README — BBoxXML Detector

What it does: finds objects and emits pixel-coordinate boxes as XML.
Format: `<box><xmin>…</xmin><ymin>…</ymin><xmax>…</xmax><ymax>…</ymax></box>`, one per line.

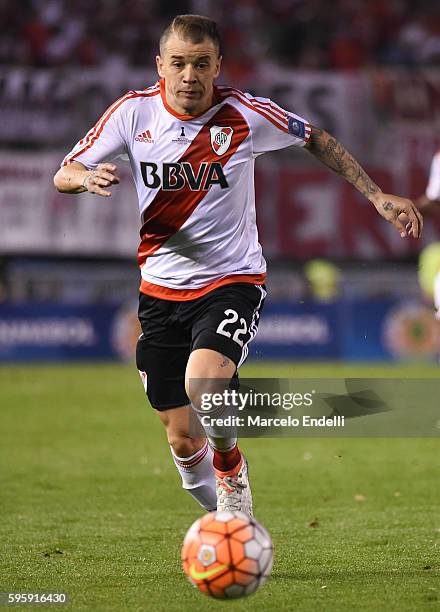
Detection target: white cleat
<box><xmin>215</xmin><ymin>456</ymin><xmax>253</xmax><ymax>515</ymax></box>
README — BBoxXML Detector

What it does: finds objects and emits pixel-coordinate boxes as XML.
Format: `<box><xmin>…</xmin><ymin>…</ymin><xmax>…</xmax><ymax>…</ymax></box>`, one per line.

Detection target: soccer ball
<box><xmin>181</xmin><ymin>510</ymin><xmax>273</xmax><ymax>599</ymax></box>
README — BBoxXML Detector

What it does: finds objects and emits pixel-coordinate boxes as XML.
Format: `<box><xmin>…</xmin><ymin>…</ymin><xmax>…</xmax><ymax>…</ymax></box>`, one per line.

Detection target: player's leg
<box><xmin>157</xmin><ymin>405</ymin><xmax>217</xmax><ymax>512</ymax></box>
<box><xmin>137</xmin><ymin>347</ymin><xmax>217</xmax><ymax>511</ymax></box>
<box><xmin>136</xmin><ymin>296</ymin><xmax>217</xmax><ymax>512</ymax></box>
<box><xmin>156</xmin><ymin>404</ymin><xmax>203</xmax><ymax>457</ymax></box>
<box><xmin>185</xmin><ymin>347</ymin><xmax>239</xmax><ymax>458</ymax></box>
<box><xmin>185</xmin><ymin>347</ymin><xmax>252</xmax><ymax>514</ymax></box>
<box><xmin>185</xmin><ymin>283</ymin><xmax>266</xmax><ymax>514</ymax></box>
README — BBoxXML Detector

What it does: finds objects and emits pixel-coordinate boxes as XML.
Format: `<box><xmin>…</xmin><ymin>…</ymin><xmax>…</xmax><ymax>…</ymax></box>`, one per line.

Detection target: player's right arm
<box><xmin>54</xmin><ymin>92</ymin><xmax>128</xmax><ymax>197</ymax></box>
<box><xmin>53</xmin><ymin>161</ymin><xmax>120</xmax><ymax>197</ymax></box>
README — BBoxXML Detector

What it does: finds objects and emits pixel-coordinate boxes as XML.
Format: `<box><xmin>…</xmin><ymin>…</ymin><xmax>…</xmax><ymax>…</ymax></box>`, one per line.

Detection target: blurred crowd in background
<box><xmin>2</xmin><ymin>0</ymin><xmax>440</xmax><ymax>73</ymax></box>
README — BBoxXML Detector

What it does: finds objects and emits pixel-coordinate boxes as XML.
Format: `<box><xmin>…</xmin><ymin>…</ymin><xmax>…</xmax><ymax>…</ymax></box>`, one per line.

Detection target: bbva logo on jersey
<box><xmin>210</xmin><ymin>126</ymin><xmax>234</xmax><ymax>155</ymax></box>
<box><xmin>140</xmin><ymin>161</ymin><xmax>229</xmax><ymax>191</ymax></box>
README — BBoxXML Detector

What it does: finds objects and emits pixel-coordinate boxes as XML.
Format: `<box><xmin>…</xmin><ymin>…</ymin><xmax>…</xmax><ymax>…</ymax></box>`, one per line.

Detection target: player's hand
<box><xmin>82</xmin><ymin>163</ymin><xmax>120</xmax><ymax>197</ymax></box>
<box><xmin>372</xmin><ymin>193</ymin><xmax>423</xmax><ymax>238</ymax></box>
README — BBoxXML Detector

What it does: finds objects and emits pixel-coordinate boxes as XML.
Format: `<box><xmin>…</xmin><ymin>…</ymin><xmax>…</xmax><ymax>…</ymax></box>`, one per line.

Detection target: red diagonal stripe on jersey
<box><xmin>137</xmin><ymin>104</ymin><xmax>250</xmax><ymax>266</ymax></box>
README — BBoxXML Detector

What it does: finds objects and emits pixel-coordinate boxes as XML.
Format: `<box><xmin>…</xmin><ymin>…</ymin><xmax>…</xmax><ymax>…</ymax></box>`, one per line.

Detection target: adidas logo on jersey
<box><xmin>140</xmin><ymin>161</ymin><xmax>229</xmax><ymax>191</ymax></box>
<box><xmin>135</xmin><ymin>130</ymin><xmax>154</xmax><ymax>143</ymax></box>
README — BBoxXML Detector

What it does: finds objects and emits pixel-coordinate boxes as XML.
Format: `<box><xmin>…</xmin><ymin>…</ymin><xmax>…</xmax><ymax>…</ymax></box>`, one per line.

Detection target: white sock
<box><xmin>170</xmin><ymin>440</ymin><xmax>217</xmax><ymax>511</ymax></box>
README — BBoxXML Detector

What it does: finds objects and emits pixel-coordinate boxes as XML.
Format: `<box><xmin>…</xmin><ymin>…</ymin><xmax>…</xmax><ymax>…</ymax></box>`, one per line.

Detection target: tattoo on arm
<box><xmin>307</xmin><ymin>126</ymin><xmax>381</xmax><ymax>201</ymax></box>
<box><xmin>220</xmin><ymin>357</ymin><xmax>230</xmax><ymax>368</ymax></box>
<box><xmin>382</xmin><ymin>201</ymin><xmax>394</xmax><ymax>211</ymax></box>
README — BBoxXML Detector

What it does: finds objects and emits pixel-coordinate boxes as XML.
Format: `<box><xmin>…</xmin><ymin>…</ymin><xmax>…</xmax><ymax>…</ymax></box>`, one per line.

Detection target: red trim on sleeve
<box><xmin>304</xmin><ymin>123</ymin><xmax>312</xmax><ymax>143</ymax></box>
<box><xmin>218</xmin><ymin>86</ymin><xmax>311</xmax><ymax>143</ymax></box>
<box><xmin>62</xmin><ymin>87</ymin><xmax>160</xmax><ymax>165</ymax></box>
<box><xmin>220</xmin><ymin>87</ymin><xmax>289</xmax><ymax>123</ymax></box>
<box><xmin>217</xmin><ymin>87</ymin><xmax>289</xmax><ymax>134</ymax></box>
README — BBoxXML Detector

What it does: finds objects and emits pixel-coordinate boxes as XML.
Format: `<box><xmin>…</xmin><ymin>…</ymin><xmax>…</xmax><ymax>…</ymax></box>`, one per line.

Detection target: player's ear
<box><xmin>156</xmin><ymin>55</ymin><xmax>164</xmax><ymax>78</ymax></box>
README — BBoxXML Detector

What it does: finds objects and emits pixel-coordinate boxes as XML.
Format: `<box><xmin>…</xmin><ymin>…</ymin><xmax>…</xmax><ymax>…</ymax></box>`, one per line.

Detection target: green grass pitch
<box><xmin>1</xmin><ymin>362</ymin><xmax>439</xmax><ymax>611</ymax></box>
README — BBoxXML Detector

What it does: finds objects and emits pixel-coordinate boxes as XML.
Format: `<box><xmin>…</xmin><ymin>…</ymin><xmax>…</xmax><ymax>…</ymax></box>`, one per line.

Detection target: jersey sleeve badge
<box><xmin>288</xmin><ymin>117</ymin><xmax>306</xmax><ymax>139</ymax></box>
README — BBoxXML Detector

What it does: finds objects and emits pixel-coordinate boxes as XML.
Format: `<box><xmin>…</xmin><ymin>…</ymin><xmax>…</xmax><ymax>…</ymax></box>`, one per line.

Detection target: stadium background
<box><xmin>1</xmin><ymin>0</ymin><xmax>440</xmax><ymax>363</ymax></box>
<box><xmin>1</xmin><ymin>3</ymin><xmax>440</xmax><ymax>611</ymax></box>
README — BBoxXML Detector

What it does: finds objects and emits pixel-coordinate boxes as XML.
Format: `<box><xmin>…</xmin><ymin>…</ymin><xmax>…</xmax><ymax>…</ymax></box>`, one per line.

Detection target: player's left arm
<box><xmin>305</xmin><ymin>125</ymin><xmax>423</xmax><ymax>238</ymax></box>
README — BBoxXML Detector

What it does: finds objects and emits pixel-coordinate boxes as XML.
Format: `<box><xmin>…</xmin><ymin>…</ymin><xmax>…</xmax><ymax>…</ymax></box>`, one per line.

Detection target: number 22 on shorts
<box><xmin>216</xmin><ymin>309</ymin><xmax>248</xmax><ymax>347</ymax></box>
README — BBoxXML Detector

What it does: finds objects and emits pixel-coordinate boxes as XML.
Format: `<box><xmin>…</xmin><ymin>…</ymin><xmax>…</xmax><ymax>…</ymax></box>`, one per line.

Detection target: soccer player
<box><xmin>417</xmin><ymin>151</ymin><xmax>440</xmax><ymax>321</ymax></box>
<box><xmin>53</xmin><ymin>15</ymin><xmax>422</xmax><ymax>515</ymax></box>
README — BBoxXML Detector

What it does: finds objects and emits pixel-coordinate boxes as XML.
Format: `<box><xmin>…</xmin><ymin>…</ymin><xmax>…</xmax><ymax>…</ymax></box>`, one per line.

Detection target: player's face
<box><xmin>156</xmin><ymin>34</ymin><xmax>221</xmax><ymax>116</ymax></box>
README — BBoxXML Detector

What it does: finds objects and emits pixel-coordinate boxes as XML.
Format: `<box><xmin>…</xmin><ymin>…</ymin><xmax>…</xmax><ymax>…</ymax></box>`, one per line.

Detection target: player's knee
<box><xmin>185</xmin><ymin>349</ymin><xmax>236</xmax><ymax>410</ymax></box>
<box><xmin>168</xmin><ymin>432</ymin><xmax>203</xmax><ymax>458</ymax></box>
<box><xmin>185</xmin><ymin>377</ymin><xmax>226</xmax><ymax>412</ymax></box>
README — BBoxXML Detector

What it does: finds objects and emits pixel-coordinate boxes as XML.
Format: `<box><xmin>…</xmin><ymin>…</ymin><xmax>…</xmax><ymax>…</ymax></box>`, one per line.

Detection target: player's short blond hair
<box><xmin>159</xmin><ymin>15</ymin><xmax>221</xmax><ymax>57</ymax></box>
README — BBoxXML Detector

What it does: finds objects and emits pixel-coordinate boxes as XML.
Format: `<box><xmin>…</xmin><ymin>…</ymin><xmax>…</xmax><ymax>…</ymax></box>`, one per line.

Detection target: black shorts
<box><xmin>136</xmin><ymin>283</ymin><xmax>266</xmax><ymax>411</ymax></box>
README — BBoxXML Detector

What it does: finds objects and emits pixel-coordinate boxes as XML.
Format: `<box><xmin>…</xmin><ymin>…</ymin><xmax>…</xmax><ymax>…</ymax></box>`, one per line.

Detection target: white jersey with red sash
<box><xmin>62</xmin><ymin>80</ymin><xmax>311</xmax><ymax>300</ymax></box>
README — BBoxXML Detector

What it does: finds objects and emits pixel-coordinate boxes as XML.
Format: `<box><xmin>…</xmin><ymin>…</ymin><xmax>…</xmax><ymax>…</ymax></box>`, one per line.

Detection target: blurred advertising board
<box><xmin>252</xmin><ymin>299</ymin><xmax>440</xmax><ymax>361</ymax></box>
<box><xmin>0</xmin><ymin>302</ymin><xmax>140</xmax><ymax>362</ymax></box>
<box><xmin>0</xmin><ymin>299</ymin><xmax>438</xmax><ymax>363</ymax></box>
